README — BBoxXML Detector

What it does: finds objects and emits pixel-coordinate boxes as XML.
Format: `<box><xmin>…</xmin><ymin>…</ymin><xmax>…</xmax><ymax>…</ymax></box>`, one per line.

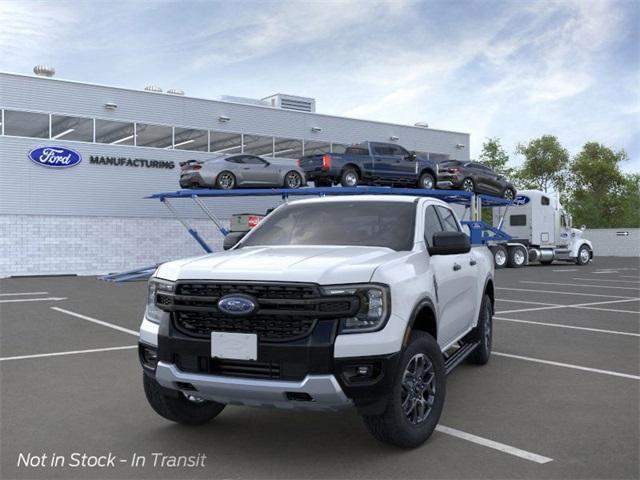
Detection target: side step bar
<box><xmin>444</xmin><ymin>341</ymin><xmax>480</xmax><ymax>374</ymax></box>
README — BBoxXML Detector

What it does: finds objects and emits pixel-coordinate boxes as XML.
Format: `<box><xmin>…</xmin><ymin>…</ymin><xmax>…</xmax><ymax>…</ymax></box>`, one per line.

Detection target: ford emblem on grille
<box><xmin>217</xmin><ymin>294</ymin><xmax>257</xmax><ymax>316</ymax></box>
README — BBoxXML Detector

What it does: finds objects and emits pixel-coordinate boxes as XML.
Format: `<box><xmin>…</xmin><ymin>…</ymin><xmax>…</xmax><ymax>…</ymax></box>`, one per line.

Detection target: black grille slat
<box><xmin>169</xmin><ymin>282</ymin><xmax>357</xmax><ymax>342</ymax></box>
<box><xmin>176</xmin><ymin>355</ymin><xmax>281</xmax><ymax>379</ymax></box>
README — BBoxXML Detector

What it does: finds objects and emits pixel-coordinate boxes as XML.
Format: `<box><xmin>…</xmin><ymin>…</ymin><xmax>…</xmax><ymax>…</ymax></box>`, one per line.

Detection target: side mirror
<box><xmin>407</xmin><ymin>151</ymin><xmax>417</xmax><ymax>161</ymax></box>
<box><xmin>428</xmin><ymin>231</ymin><xmax>470</xmax><ymax>256</ymax></box>
<box><xmin>223</xmin><ymin>231</ymin><xmax>247</xmax><ymax>250</ymax></box>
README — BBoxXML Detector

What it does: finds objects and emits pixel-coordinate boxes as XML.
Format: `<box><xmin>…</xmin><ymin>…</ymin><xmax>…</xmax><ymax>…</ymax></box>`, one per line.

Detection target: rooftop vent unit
<box><xmin>262</xmin><ymin>94</ymin><xmax>316</xmax><ymax>113</ymax></box>
<box><xmin>33</xmin><ymin>65</ymin><xmax>55</xmax><ymax>77</ymax></box>
<box><xmin>167</xmin><ymin>89</ymin><xmax>185</xmax><ymax>96</ymax></box>
<box><xmin>144</xmin><ymin>85</ymin><xmax>163</xmax><ymax>93</ymax></box>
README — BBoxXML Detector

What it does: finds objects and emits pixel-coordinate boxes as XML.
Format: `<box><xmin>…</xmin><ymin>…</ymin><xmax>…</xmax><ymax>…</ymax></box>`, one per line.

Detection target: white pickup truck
<box><xmin>139</xmin><ymin>195</ymin><xmax>495</xmax><ymax>448</ymax></box>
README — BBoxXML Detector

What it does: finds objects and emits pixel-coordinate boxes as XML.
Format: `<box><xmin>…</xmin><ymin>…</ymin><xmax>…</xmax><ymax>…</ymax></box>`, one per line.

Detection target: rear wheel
<box><xmin>216</xmin><ymin>171</ymin><xmax>236</xmax><ymax>189</ymax></box>
<box><xmin>507</xmin><ymin>245</ymin><xmax>527</xmax><ymax>268</ymax></box>
<box><xmin>143</xmin><ymin>375</ymin><xmax>225</xmax><ymax>425</ymax></box>
<box><xmin>466</xmin><ymin>294</ymin><xmax>492</xmax><ymax>365</ymax></box>
<box><xmin>340</xmin><ymin>168</ymin><xmax>359</xmax><ymax>187</ymax></box>
<box><xmin>461</xmin><ymin>178</ymin><xmax>475</xmax><ymax>192</ymax></box>
<box><xmin>284</xmin><ymin>171</ymin><xmax>303</xmax><ymax>189</ymax></box>
<box><xmin>418</xmin><ymin>172</ymin><xmax>435</xmax><ymax>190</ymax></box>
<box><xmin>503</xmin><ymin>188</ymin><xmax>516</xmax><ymax>201</ymax></box>
<box><xmin>576</xmin><ymin>245</ymin><xmax>591</xmax><ymax>265</ymax></box>
<box><xmin>490</xmin><ymin>245</ymin><xmax>508</xmax><ymax>269</ymax></box>
<box><xmin>362</xmin><ymin>331</ymin><xmax>445</xmax><ymax>449</ymax></box>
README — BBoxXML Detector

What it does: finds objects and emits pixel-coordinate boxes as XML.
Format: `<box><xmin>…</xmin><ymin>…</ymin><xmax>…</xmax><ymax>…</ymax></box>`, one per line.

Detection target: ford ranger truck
<box><xmin>298</xmin><ymin>142</ymin><xmax>439</xmax><ymax>190</ymax></box>
<box><xmin>139</xmin><ymin>195</ymin><xmax>495</xmax><ymax>448</ymax></box>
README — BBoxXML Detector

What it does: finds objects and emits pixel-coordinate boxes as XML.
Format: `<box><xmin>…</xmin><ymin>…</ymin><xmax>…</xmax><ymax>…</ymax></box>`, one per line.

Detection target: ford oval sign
<box><xmin>217</xmin><ymin>294</ymin><xmax>256</xmax><ymax>316</ymax></box>
<box><xmin>513</xmin><ymin>195</ymin><xmax>530</xmax><ymax>206</ymax></box>
<box><xmin>28</xmin><ymin>146</ymin><xmax>82</xmax><ymax>169</ymax></box>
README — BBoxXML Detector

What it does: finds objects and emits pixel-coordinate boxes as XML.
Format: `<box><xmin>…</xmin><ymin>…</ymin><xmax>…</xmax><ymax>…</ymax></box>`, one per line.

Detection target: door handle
<box><xmin>453</xmin><ymin>263</ymin><xmax>462</xmax><ymax>271</ymax></box>
<box><xmin>470</xmin><ymin>259</ymin><xmax>477</xmax><ymax>266</ymax></box>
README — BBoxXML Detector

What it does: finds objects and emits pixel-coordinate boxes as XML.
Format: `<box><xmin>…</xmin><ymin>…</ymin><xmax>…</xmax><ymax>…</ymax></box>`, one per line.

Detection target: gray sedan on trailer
<box><xmin>179</xmin><ymin>154</ymin><xmax>307</xmax><ymax>189</ymax></box>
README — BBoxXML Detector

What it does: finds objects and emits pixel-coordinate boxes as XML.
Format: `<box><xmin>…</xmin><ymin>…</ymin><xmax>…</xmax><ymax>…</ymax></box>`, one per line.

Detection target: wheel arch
<box><xmin>342</xmin><ymin>163</ymin><xmax>362</xmax><ymax>177</ymax></box>
<box><xmin>403</xmin><ymin>297</ymin><xmax>438</xmax><ymax>346</ymax></box>
<box><xmin>419</xmin><ymin>167</ymin><xmax>436</xmax><ymax>179</ymax></box>
<box><xmin>483</xmin><ymin>277</ymin><xmax>495</xmax><ymax>311</ymax></box>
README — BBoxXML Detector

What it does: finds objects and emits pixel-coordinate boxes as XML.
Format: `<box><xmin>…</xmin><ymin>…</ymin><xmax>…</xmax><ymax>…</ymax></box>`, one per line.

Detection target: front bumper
<box><xmin>141</xmin><ymin>316</ymin><xmax>400</xmax><ymax>414</ymax></box>
<box><xmin>155</xmin><ymin>361</ymin><xmax>351</xmax><ymax>410</ymax></box>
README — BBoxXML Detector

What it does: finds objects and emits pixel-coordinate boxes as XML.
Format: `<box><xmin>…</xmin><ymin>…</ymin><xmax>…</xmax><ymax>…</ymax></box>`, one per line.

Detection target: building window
<box><xmin>303</xmin><ymin>140</ymin><xmax>331</xmax><ymax>155</ymax></box>
<box><xmin>273</xmin><ymin>137</ymin><xmax>303</xmax><ymax>159</ymax></box>
<box><xmin>95</xmin><ymin>119</ymin><xmax>135</xmax><ymax>145</ymax></box>
<box><xmin>210</xmin><ymin>131</ymin><xmax>243</xmax><ymax>154</ymax></box>
<box><xmin>135</xmin><ymin>123</ymin><xmax>173</xmax><ymax>148</ymax></box>
<box><xmin>173</xmin><ymin>127</ymin><xmax>208</xmax><ymax>151</ymax></box>
<box><xmin>3</xmin><ymin>110</ymin><xmax>49</xmax><ymax>138</ymax></box>
<box><xmin>51</xmin><ymin>114</ymin><xmax>93</xmax><ymax>142</ymax></box>
<box><xmin>243</xmin><ymin>134</ymin><xmax>274</xmax><ymax>156</ymax></box>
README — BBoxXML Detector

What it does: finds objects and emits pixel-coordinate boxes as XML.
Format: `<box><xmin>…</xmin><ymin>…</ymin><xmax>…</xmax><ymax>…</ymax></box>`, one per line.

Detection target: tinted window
<box><xmin>51</xmin><ymin>114</ymin><xmax>93</xmax><ymax>142</ymax></box>
<box><xmin>436</xmin><ymin>206</ymin><xmax>461</xmax><ymax>232</ymax></box>
<box><xmin>510</xmin><ymin>214</ymin><xmax>527</xmax><ymax>226</ymax></box>
<box><xmin>345</xmin><ymin>147</ymin><xmax>369</xmax><ymax>156</ymax></box>
<box><xmin>541</xmin><ymin>196</ymin><xmax>550</xmax><ymax>205</ymax></box>
<box><xmin>242</xmin><ymin>156</ymin><xmax>266</xmax><ymax>165</ymax></box>
<box><xmin>95</xmin><ymin>119</ymin><xmax>134</xmax><ymax>145</ymax></box>
<box><xmin>136</xmin><ymin>123</ymin><xmax>172</xmax><ymax>148</ymax></box>
<box><xmin>225</xmin><ymin>156</ymin><xmax>244</xmax><ymax>164</ymax></box>
<box><xmin>241</xmin><ymin>201</ymin><xmax>417</xmax><ymax>251</ymax></box>
<box><xmin>390</xmin><ymin>145</ymin><xmax>410</xmax><ymax>157</ymax></box>
<box><xmin>4</xmin><ymin>110</ymin><xmax>49</xmax><ymax>138</ymax></box>
<box><xmin>424</xmin><ymin>205</ymin><xmax>444</xmax><ymax>247</ymax></box>
<box><xmin>372</xmin><ymin>144</ymin><xmax>394</xmax><ymax>155</ymax></box>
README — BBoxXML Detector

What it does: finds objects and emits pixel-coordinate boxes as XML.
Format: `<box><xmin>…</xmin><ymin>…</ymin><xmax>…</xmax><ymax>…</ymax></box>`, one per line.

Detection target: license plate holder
<box><xmin>210</xmin><ymin>332</ymin><xmax>257</xmax><ymax>361</ymax></box>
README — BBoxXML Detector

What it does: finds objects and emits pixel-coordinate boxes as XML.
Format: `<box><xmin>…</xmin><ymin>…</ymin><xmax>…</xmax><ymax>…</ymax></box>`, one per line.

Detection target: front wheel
<box><xmin>503</xmin><ymin>188</ymin><xmax>516</xmax><ymax>201</ymax></box>
<box><xmin>418</xmin><ymin>172</ymin><xmax>435</xmax><ymax>190</ymax></box>
<box><xmin>143</xmin><ymin>375</ymin><xmax>225</xmax><ymax>425</ymax></box>
<box><xmin>576</xmin><ymin>245</ymin><xmax>591</xmax><ymax>265</ymax></box>
<box><xmin>283</xmin><ymin>170</ymin><xmax>303</xmax><ymax>189</ymax></box>
<box><xmin>362</xmin><ymin>331</ymin><xmax>446</xmax><ymax>449</ymax></box>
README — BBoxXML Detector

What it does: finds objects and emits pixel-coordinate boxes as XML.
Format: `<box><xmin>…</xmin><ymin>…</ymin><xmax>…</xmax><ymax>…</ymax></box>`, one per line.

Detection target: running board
<box><xmin>444</xmin><ymin>341</ymin><xmax>480</xmax><ymax>374</ymax></box>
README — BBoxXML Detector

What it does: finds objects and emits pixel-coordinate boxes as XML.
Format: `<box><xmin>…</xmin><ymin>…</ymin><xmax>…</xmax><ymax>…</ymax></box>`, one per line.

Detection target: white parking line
<box><xmin>436</xmin><ymin>425</ymin><xmax>553</xmax><ymax>464</ymax></box>
<box><xmin>496</xmin><ymin>298</ymin><xmax>640</xmax><ymax>315</ymax></box>
<box><xmin>576</xmin><ymin>306</ymin><xmax>640</xmax><ymax>315</ymax></box>
<box><xmin>51</xmin><ymin>307</ymin><xmax>138</xmax><ymax>336</ymax></box>
<box><xmin>620</xmin><ymin>275</ymin><xmax>640</xmax><ymax>279</ymax></box>
<box><xmin>496</xmin><ymin>298</ymin><xmax>562</xmax><ymax>306</ymax></box>
<box><xmin>498</xmin><ymin>287</ymin><xmax>637</xmax><ymax>299</ymax></box>
<box><xmin>493</xmin><ymin>352</ymin><xmax>640</xmax><ymax>380</ymax></box>
<box><xmin>0</xmin><ymin>291</ymin><xmax>49</xmax><ymax>296</ymax></box>
<box><xmin>494</xmin><ymin>316</ymin><xmax>640</xmax><ymax>337</ymax></box>
<box><xmin>552</xmin><ymin>269</ymin><xmax>579</xmax><ymax>272</ymax></box>
<box><xmin>520</xmin><ymin>281</ymin><xmax>640</xmax><ymax>291</ymax></box>
<box><xmin>573</xmin><ymin>278</ymin><xmax>640</xmax><ymax>284</ymax></box>
<box><xmin>0</xmin><ymin>297</ymin><xmax>67</xmax><ymax>304</ymax></box>
<box><xmin>0</xmin><ymin>345</ymin><xmax>137</xmax><ymax>362</ymax></box>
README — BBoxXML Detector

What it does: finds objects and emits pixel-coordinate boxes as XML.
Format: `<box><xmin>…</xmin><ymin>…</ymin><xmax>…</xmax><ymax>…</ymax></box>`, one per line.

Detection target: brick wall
<box><xmin>0</xmin><ymin>215</ymin><xmax>227</xmax><ymax>277</ymax></box>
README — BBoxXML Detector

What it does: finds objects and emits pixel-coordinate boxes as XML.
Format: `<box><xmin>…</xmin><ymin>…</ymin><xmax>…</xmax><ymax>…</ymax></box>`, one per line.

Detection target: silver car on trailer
<box><xmin>180</xmin><ymin>154</ymin><xmax>306</xmax><ymax>189</ymax></box>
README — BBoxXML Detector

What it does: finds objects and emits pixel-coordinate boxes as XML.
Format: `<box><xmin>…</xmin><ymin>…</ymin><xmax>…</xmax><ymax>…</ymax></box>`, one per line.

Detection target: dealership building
<box><xmin>0</xmin><ymin>69</ymin><xmax>470</xmax><ymax>278</ymax></box>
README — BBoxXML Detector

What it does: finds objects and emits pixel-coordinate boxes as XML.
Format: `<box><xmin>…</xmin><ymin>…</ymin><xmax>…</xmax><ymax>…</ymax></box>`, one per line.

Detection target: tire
<box><xmin>461</xmin><ymin>177</ymin><xmax>475</xmax><ymax>192</ymax></box>
<box><xmin>490</xmin><ymin>245</ymin><xmax>508</xmax><ymax>269</ymax></box>
<box><xmin>576</xmin><ymin>245</ymin><xmax>591</xmax><ymax>265</ymax></box>
<box><xmin>503</xmin><ymin>188</ymin><xmax>516</xmax><ymax>201</ymax></box>
<box><xmin>283</xmin><ymin>170</ymin><xmax>303</xmax><ymax>189</ymax></box>
<box><xmin>507</xmin><ymin>245</ymin><xmax>526</xmax><ymax>268</ymax></box>
<box><xmin>362</xmin><ymin>331</ymin><xmax>446</xmax><ymax>449</ymax></box>
<box><xmin>216</xmin><ymin>171</ymin><xmax>236</xmax><ymax>189</ymax></box>
<box><xmin>143</xmin><ymin>375</ymin><xmax>225</xmax><ymax>426</ymax></box>
<box><xmin>418</xmin><ymin>172</ymin><xmax>435</xmax><ymax>190</ymax></box>
<box><xmin>466</xmin><ymin>294</ymin><xmax>493</xmax><ymax>365</ymax></box>
<box><xmin>340</xmin><ymin>168</ymin><xmax>359</xmax><ymax>187</ymax></box>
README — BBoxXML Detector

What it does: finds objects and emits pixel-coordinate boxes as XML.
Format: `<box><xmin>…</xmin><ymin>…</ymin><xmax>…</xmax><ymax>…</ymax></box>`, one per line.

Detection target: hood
<box><xmin>155</xmin><ymin>245</ymin><xmax>408</xmax><ymax>284</ymax></box>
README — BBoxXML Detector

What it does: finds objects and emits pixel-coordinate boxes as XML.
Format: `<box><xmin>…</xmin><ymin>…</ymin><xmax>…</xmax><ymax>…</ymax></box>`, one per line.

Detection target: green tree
<box><xmin>565</xmin><ymin>142</ymin><xmax>638</xmax><ymax>228</ymax></box>
<box><xmin>516</xmin><ymin>135</ymin><xmax>569</xmax><ymax>193</ymax></box>
<box><xmin>479</xmin><ymin>137</ymin><xmax>512</xmax><ymax>176</ymax></box>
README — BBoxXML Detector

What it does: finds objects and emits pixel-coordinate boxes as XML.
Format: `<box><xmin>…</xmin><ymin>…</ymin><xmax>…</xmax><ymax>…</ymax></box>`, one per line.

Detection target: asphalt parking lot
<box><xmin>1</xmin><ymin>256</ymin><xmax>638</xmax><ymax>479</ymax></box>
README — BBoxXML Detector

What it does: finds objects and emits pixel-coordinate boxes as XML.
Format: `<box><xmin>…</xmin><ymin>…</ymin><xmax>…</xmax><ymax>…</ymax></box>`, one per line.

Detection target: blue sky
<box><xmin>1</xmin><ymin>0</ymin><xmax>638</xmax><ymax>172</ymax></box>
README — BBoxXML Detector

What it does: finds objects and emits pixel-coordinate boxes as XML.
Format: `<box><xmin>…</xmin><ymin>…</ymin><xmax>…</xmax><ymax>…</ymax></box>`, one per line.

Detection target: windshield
<box><xmin>240</xmin><ymin>201</ymin><xmax>417</xmax><ymax>251</ymax></box>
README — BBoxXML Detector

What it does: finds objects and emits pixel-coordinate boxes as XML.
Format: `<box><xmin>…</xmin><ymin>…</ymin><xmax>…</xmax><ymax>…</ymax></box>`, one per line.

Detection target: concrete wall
<box><xmin>584</xmin><ymin>228</ymin><xmax>640</xmax><ymax>257</ymax></box>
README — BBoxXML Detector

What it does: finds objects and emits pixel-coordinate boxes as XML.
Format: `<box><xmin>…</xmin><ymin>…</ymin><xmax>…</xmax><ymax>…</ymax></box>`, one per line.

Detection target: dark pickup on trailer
<box><xmin>298</xmin><ymin>141</ymin><xmax>439</xmax><ymax>189</ymax></box>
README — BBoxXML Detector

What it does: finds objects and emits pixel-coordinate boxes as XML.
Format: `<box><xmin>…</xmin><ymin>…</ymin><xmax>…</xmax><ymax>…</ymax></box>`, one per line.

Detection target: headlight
<box><xmin>145</xmin><ymin>278</ymin><xmax>175</xmax><ymax>324</ymax></box>
<box><xmin>321</xmin><ymin>284</ymin><xmax>390</xmax><ymax>334</ymax></box>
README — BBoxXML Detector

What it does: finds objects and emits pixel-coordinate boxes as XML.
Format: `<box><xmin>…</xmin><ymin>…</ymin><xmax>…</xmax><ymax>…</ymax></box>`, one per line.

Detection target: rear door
<box><xmin>426</xmin><ymin>205</ymin><xmax>477</xmax><ymax>345</ymax></box>
<box><xmin>371</xmin><ymin>143</ymin><xmax>397</xmax><ymax>180</ymax></box>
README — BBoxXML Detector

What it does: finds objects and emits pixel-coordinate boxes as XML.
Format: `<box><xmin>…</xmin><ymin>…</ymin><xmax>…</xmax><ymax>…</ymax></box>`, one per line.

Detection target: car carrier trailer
<box><xmin>101</xmin><ymin>187</ymin><xmax>514</xmax><ymax>282</ymax></box>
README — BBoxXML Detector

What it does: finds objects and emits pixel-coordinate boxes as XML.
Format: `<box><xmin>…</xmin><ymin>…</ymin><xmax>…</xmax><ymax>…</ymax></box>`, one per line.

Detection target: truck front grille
<box><xmin>164</xmin><ymin>281</ymin><xmax>358</xmax><ymax>342</ymax></box>
<box><xmin>175</xmin><ymin>354</ymin><xmax>282</xmax><ymax>379</ymax></box>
